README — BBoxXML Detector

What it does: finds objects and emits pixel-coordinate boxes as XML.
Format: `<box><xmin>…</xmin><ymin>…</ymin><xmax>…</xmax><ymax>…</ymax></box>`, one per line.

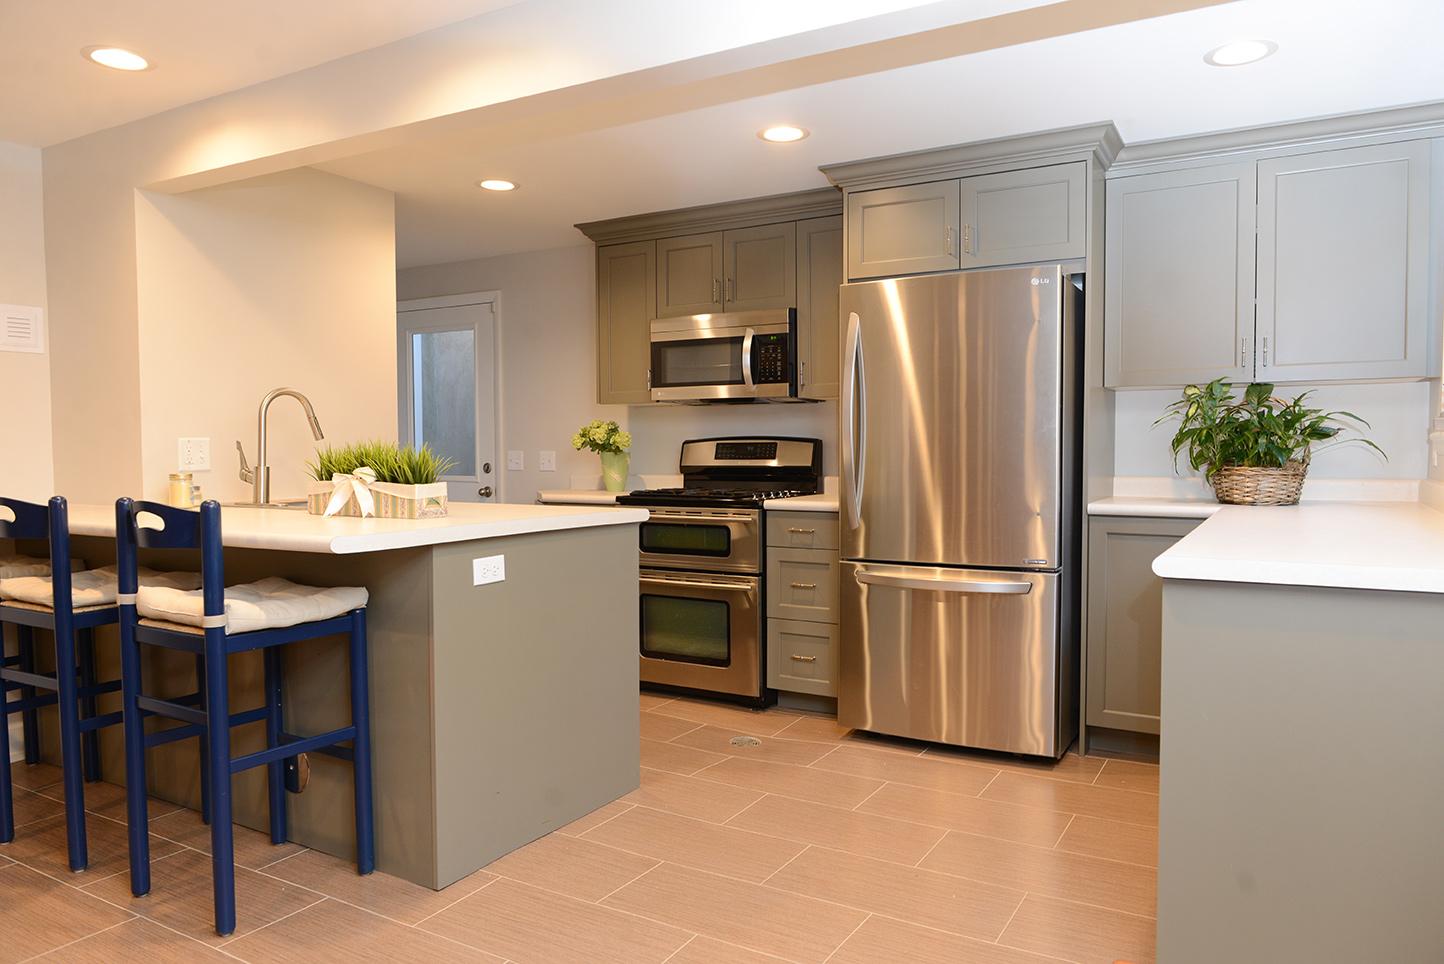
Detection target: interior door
<box><xmin>397</xmin><ymin>298</ymin><xmax>498</xmax><ymax>502</ymax></box>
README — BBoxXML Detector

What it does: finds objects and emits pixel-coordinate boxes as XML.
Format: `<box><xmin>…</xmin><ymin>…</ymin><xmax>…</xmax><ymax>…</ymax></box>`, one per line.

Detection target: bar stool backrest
<box><xmin>0</xmin><ymin>495</ymin><xmax>74</xmax><ymax>611</ymax></box>
<box><xmin>114</xmin><ymin>499</ymin><xmax>224</xmax><ymax>624</ymax></box>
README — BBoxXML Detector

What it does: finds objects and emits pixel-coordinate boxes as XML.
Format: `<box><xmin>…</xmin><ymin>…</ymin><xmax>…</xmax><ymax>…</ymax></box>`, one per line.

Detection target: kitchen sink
<box><xmin>219</xmin><ymin>499</ymin><xmax>310</xmax><ymax>510</ymax></box>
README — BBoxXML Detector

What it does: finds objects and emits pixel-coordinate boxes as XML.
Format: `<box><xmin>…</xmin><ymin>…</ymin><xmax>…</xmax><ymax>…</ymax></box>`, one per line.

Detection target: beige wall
<box><xmin>134</xmin><ymin>169</ymin><xmax>397</xmax><ymax>503</ymax></box>
<box><xmin>0</xmin><ymin>140</ymin><xmax>53</xmax><ymax>501</ymax></box>
<box><xmin>397</xmin><ymin>246</ymin><xmax>837</xmax><ymax>503</ymax></box>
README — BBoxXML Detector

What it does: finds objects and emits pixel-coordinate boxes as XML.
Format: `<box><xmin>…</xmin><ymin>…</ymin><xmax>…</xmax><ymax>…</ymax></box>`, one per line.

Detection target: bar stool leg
<box><xmin>195</xmin><ymin>654</ymin><xmax>211</xmax><ymax>826</ymax></box>
<box><xmin>17</xmin><ymin>625</ymin><xmax>40</xmax><ymax>764</ymax></box>
<box><xmin>78</xmin><ymin>628</ymin><xmax>102</xmax><ymax>783</ymax></box>
<box><xmin>118</xmin><ymin>616</ymin><xmax>151</xmax><ymax>896</ymax></box>
<box><xmin>263</xmin><ymin>645</ymin><xmax>287</xmax><ymax>845</ymax></box>
<box><xmin>348</xmin><ymin>608</ymin><xmax>375</xmax><ymax>875</ymax></box>
<box><xmin>52</xmin><ymin>614</ymin><xmax>89</xmax><ymax>871</ymax></box>
<box><xmin>0</xmin><ymin>686</ymin><xmax>13</xmax><ymax>843</ymax></box>
<box><xmin>203</xmin><ymin>632</ymin><xmax>237</xmax><ymax>937</ymax></box>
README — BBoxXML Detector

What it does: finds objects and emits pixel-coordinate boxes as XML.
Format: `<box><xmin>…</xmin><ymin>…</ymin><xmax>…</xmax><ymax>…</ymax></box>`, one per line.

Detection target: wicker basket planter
<box><xmin>1211</xmin><ymin>460</ymin><xmax>1308</xmax><ymax>506</ymax></box>
<box><xmin>306</xmin><ymin>480</ymin><xmax>448</xmax><ymax>519</ymax></box>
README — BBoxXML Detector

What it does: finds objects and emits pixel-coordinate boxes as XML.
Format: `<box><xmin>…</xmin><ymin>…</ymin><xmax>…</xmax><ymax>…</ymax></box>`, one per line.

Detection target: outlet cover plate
<box><xmin>178</xmin><ymin>437</ymin><xmax>211</xmax><ymax>471</ymax></box>
<box><xmin>472</xmin><ymin>555</ymin><xmax>506</xmax><ymax>586</ymax></box>
<box><xmin>538</xmin><ymin>450</ymin><xmax>556</xmax><ymax>472</ymax></box>
<box><xmin>506</xmin><ymin>450</ymin><xmax>524</xmax><ymax>471</ymax></box>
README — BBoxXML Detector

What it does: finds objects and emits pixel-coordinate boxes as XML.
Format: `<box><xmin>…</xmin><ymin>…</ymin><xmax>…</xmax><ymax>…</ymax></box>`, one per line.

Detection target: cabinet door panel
<box><xmin>847</xmin><ymin>180</ymin><xmax>960</xmax><ymax>280</ymax></box>
<box><xmin>796</xmin><ymin>216</ymin><xmax>843</xmax><ymax>400</ymax></box>
<box><xmin>959</xmin><ymin>163</ymin><xmax>1086</xmax><ymax>268</ymax></box>
<box><xmin>723</xmin><ymin>222</ymin><xmax>795</xmax><ymax>311</ymax></box>
<box><xmin>1257</xmin><ymin>141</ymin><xmax>1430</xmax><ymax>382</ymax></box>
<box><xmin>1105</xmin><ymin>163</ymin><xmax>1256</xmax><ymax>388</ymax></box>
<box><xmin>596</xmin><ymin>241</ymin><xmax>655</xmax><ymax>405</ymax></box>
<box><xmin>656</xmin><ymin>232</ymin><xmax>723</xmax><ymax>318</ymax></box>
<box><xmin>1086</xmin><ymin>516</ymin><xmax>1200</xmax><ymax>734</ymax></box>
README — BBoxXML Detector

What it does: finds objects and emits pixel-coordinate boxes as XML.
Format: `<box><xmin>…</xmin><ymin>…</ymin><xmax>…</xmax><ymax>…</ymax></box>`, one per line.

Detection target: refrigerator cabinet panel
<box><xmin>839</xmin><ymin>561</ymin><xmax>1062</xmax><ymax>757</ymax></box>
<box><xmin>840</xmin><ymin>267</ymin><xmax>1065</xmax><ymax>569</ymax></box>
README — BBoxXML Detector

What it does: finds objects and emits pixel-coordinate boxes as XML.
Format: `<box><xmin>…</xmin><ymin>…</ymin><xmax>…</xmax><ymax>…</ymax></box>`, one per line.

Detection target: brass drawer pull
<box><xmin>789</xmin><ymin>582</ymin><xmax>816</xmax><ymax>590</ymax></box>
<box><xmin>787</xmin><ymin>527</ymin><xmax>815</xmax><ymax>535</ymax></box>
<box><xmin>790</xmin><ymin>654</ymin><xmax>817</xmax><ymax>663</ymax></box>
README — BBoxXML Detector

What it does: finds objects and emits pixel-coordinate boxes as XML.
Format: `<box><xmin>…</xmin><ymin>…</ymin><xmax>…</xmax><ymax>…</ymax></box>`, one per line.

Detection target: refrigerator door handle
<box><xmin>855</xmin><ymin>569</ymin><xmax>1033</xmax><ymax>595</ymax></box>
<box><xmin>841</xmin><ymin>310</ymin><xmax>865</xmax><ymax>528</ymax></box>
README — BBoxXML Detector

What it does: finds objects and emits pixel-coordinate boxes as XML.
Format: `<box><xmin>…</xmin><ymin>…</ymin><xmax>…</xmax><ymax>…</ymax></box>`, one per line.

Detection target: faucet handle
<box><xmin>236</xmin><ymin>440</ymin><xmax>255</xmax><ymax>485</ymax></box>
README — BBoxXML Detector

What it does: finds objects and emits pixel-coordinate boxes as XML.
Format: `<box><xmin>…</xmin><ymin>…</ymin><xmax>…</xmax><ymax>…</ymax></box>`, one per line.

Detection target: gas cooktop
<box><xmin>618</xmin><ymin>486</ymin><xmax>811</xmax><ymax>508</ymax></box>
<box><xmin>616</xmin><ymin>436</ymin><xmax>822</xmax><ymax>509</ymax></box>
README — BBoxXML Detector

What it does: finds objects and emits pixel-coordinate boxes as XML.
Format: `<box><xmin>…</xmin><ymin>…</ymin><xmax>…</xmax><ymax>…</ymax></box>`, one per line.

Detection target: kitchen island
<box><xmin>1151</xmin><ymin>502</ymin><xmax>1444</xmax><ymax>962</ymax></box>
<box><xmin>19</xmin><ymin>501</ymin><xmax>648</xmax><ymax>889</ymax></box>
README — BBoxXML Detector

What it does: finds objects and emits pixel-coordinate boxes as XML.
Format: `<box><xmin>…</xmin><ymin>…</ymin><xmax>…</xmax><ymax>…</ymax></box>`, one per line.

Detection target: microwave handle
<box><xmin>741</xmin><ymin>328</ymin><xmax>755</xmax><ymax>388</ymax></box>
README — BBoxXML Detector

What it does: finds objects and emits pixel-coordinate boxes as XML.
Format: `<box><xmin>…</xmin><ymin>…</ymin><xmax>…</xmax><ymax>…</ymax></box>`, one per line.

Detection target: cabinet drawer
<box><xmin>766</xmin><ymin>512</ymin><xmax>840</xmax><ymax>549</ymax></box>
<box><xmin>767</xmin><ymin>548</ymin><xmax>840</xmax><ymax>623</ymax></box>
<box><xmin>767</xmin><ymin>618</ymin><xmax>837</xmax><ymax>697</ymax></box>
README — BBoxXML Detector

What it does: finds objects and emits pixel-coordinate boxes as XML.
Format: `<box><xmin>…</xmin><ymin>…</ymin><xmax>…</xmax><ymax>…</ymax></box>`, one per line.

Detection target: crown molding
<box><xmin>576</xmin><ymin>187</ymin><xmax>841</xmax><ymax>245</ymax></box>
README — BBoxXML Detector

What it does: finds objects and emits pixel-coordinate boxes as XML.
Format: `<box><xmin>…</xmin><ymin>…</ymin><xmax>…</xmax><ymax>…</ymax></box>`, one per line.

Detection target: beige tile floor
<box><xmin>0</xmin><ymin>698</ymin><xmax>1158</xmax><ymax>963</ymax></box>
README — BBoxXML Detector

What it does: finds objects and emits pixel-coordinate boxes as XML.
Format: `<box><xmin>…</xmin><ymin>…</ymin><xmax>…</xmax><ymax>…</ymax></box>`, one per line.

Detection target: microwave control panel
<box><xmin>752</xmin><ymin>333</ymin><xmax>790</xmax><ymax>384</ymax></box>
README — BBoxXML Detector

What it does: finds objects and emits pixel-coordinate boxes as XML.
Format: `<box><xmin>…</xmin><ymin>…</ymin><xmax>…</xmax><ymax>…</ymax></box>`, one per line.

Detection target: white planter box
<box><xmin>307</xmin><ymin>480</ymin><xmax>448</xmax><ymax>519</ymax></box>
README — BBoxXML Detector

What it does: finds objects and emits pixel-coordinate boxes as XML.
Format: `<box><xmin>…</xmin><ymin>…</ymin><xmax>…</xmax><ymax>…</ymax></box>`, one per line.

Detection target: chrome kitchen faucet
<box><xmin>236</xmin><ymin>388</ymin><xmax>325</xmax><ymax>505</ymax></box>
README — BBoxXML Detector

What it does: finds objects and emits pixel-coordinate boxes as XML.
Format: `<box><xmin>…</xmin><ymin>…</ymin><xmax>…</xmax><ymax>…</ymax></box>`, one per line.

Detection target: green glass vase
<box><xmin>600</xmin><ymin>450</ymin><xmax>630</xmax><ymax>493</ymax></box>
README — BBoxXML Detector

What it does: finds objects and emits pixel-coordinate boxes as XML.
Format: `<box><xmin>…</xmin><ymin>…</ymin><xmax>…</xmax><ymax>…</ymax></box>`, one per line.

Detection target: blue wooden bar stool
<box><xmin>0</xmin><ymin>496</ymin><xmax>121</xmax><ymax>871</ymax></box>
<box><xmin>114</xmin><ymin>498</ymin><xmax>375</xmax><ymax>937</ymax></box>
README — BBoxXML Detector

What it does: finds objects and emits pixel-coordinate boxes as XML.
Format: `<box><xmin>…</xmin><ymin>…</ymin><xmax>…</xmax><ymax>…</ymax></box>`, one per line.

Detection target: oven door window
<box><xmin>640</xmin><ymin>521</ymin><xmax>731</xmax><ymax>557</ymax></box>
<box><xmin>652</xmin><ymin>337</ymin><xmax>743</xmax><ymax>388</ymax></box>
<box><xmin>640</xmin><ymin>595</ymin><xmax>731</xmax><ymax>666</ymax></box>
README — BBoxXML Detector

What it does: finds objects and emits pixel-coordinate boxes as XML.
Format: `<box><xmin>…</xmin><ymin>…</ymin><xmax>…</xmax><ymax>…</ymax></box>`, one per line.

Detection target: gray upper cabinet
<box><xmin>1105</xmin><ymin>163</ymin><xmax>1257</xmax><ymax>388</ymax></box>
<box><xmin>847</xmin><ymin>180</ymin><xmax>961</xmax><ymax>279</ymax></box>
<box><xmin>723</xmin><ymin>222</ymin><xmax>795</xmax><ymax>311</ymax></box>
<box><xmin>796</xmin><ymin>216</ymin><xmax>843</xmax><ymax>400</ymax></box>
<box><xmin>656</xmin><ymin>232</ymin><xmax>723</xmax><ymax>318</ymax></box>
<box><xmin>959</xmin><ymin>163</ymin><xmax>1087</xmax><ymax>269</ymax></box>
<box><xmin>1256</xmin><ymin>141</ymin><xmax>1431</xmax><ymax>383</ymax></box>
<box><xmin>595</xmin><ymin>241</ymin><xmax>656</xmax><ymax>405</ymax></box>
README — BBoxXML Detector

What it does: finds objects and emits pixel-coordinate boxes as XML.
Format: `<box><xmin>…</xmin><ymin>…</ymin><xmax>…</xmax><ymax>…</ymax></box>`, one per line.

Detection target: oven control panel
<box><xmin>715</xmin><ymin>441</ymin><xmax>778</xmax><ymax>461</ymax></box>
<box><xmin>751</xmin><ymin>333</ymin><xmax>790</xmax><ymax>384</ymax></box>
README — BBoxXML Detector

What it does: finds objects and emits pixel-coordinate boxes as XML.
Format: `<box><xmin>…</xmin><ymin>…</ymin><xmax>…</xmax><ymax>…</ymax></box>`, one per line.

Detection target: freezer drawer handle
<box><xmin>855</xmin><ymin>571</ymin><xmax>1032</xmax><ymax>595</ymax></box>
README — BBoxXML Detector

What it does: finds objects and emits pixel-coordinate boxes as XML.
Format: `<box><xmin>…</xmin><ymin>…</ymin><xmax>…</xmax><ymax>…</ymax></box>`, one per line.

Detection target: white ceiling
<box><xmin>312</xmin><ymin>0</ymin><xmax>1444</xmax><ymax>269</ymax></box>
<box><xmin>0</xmin><ymin>0</ymin><xmax>523</xmax><ymax>146</ymax></box>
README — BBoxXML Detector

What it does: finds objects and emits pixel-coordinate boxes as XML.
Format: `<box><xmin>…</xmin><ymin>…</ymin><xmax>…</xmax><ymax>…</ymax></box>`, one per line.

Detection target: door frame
<box><xmin>397</xmin><ymin>290</ymin><xmax>503</xmax><ymax>502</ymax></box>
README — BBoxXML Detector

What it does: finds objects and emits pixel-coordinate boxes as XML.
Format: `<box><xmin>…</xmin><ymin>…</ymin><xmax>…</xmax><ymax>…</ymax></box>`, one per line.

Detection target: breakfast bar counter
<box><xmin>18</xmin><ymin>501</ymin><xmax>647</xmax><ymax>889</ymax></box>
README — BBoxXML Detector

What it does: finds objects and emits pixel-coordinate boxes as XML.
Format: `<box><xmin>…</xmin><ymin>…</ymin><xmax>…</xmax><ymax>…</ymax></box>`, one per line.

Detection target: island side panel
<box><xmin>429</xmin><ymin>523</ymin><xmax>641</xmax><ymax>888</ymax></box>
<box><xmin>1158</xmin><ymin>579</ymin><xmax>1444</xmax><ymax>964</ymax></box>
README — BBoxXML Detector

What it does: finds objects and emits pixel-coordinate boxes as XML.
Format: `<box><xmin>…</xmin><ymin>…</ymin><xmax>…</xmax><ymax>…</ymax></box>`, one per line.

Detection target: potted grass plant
<box><xmin>306</xmin><ymin>441</ymin><xmax>456</xmax><ymax>518</ymax></box>
<box><xmin>1156</xmin><ymin>379</ymin><xmax>1384</xmax><ymax>506</ymax></box>
<box><xmin>572</xmin><ymin>419</ymin><xmax>633</xmax><ymax>493</ymax></box>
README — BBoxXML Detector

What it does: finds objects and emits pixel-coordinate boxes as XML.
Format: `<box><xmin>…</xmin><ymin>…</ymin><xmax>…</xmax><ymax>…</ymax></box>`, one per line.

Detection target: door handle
<box><xmin>478</xmin><ymin>486</ymin><xmax>493</xmax><ymax>498</ymax></box>
<box><xmin>855</xmin><ymin>570</ymin><xmax>1032</xmax><ymax>595</ymax></box>
<box><xmin>841</xmin><ymin>311</ymin><xmax>865</xmax><ymax>529</ymax></box>
<box><xmin>712</xmin><ymin>278</ymin><xmax>720</xmax><ymax>303</ymax></box>
<box><xmin>741</xmin><ymin>327</ymin><xmax>755</xmax><ymax>388</ymax></box>
<box><xmin>963</xmin><ymin>223</ymin><xmax>973</xmax><ymax>255</ymax></box>
<box><xmin>726</xmin><ymin>277</ymin><xmax>735</xmax><ymax>302</ymax></box>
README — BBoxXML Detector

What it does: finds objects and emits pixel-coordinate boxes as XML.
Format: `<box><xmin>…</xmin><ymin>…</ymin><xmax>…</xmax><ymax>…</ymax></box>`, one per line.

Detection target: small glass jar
<box><xmin>168</xmin><ymin>472</ymin><xmax>194</xmax><ymax>508</ymax></box>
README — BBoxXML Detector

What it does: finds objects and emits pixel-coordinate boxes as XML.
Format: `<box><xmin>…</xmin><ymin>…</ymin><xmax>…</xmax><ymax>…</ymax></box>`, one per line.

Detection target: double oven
<box><xmin>621</xmin><ymin>437</ymin><xmax>822</xmax><ymax>705</ymax></box>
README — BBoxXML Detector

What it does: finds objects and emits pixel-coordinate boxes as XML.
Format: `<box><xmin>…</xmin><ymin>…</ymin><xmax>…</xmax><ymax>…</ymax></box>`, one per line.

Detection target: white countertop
<box><xmin>1087</xmin><ymin>497</ymin><xmax>1222</xmax><ymax>520</ymax></box>
<box><xmin>764</xmin><ymin>492</ymin><xmax>840</xmax><ymax>512</ymax></box>
<box><xmin>1152</xmin><ymin>501</ymin><xmax>1444</xmax><ymax>593</ymax></box>
<box><xmin>65</xmin><ymin>502</ymin><xmax>648</xmax><ymax>555</ymax></box>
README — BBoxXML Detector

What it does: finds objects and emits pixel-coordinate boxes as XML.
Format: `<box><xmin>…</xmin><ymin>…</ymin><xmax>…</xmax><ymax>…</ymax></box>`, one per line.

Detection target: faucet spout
<box><xmin>254</xmin><ymin>388</ymin><xmax>325</xmax><ymax>505</ymax></box>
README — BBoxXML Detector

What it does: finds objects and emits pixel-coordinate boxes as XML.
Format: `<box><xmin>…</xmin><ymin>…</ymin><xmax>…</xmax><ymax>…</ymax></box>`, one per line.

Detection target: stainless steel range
<box><xmin>618</xmin><ymin>437</ymin><xmax>822</xmax><ymax>705</ymax></box>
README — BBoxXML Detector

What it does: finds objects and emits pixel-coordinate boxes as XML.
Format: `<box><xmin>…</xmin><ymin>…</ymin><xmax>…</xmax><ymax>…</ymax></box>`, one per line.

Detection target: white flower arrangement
<box><xmin>572</xmin><ymin>419</ymin><xmax>631</xmax><ymax>455</ymax></box>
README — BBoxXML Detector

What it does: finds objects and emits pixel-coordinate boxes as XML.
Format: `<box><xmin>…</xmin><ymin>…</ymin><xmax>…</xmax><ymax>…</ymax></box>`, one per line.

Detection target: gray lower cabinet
<box><xmin>847</xmin><ymin>180</ymin><xmax>961</xmax><ymax>279</ymax></box>
<box><xmin>595</xmin><ymin>241</ymin><xmax>656</xmax><ymax>405</ymax></box>
<box><xmin>959</xmin><ymin>162</ymin><xmax>1087</xmax><ymax>269</ymax></box>
<box><xmin>1085</xmin><ymin>515</ymin><xmax>1201</xmax><ymax>735</ymax></box>
<box><xmin>1256</xmin><ymin>140</ymin><xmax>1431</xmax><ymax>383</ymax></box>
<box><xmin>656</xmin><ymin>232</ymin><xmax>724</xmax><ymax>318</ymax></box>
<box><xmin>723</xmin><ymin>222</ymin><xmax>795</xmax><ymax>311</ymax></box>
<box><xmin>796</xmin><ymin>216</ymin><xmax>843</xmax><ymax>400</ymax></box>
<box><xmin>765</xmin><ymin>511</ymin><xmax>840</xmax><ymax>697</ymax></box>
<box><xmin>1104</xmin><ymin>162</ymin><xmax>1256</xmax><ymax>388</ymax></box>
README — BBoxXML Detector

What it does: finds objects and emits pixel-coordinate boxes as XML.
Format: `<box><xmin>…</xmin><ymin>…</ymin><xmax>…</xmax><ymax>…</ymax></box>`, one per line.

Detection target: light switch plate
<box><xmin>472</xmin><ymin>554</ymin><xmax>505</xmax><ymax>586</ymax></box>
<box><xmin>506</xmin><ymin>450</ymin><xmax>524</xmax><ymax>471</ymax></box>
<box><xmin>178</xmin><ymin>437</ymin><xmax>211</xmax><ymax>471</ymax></box>
<box><xmin>538</xmin><ymin>450</ymin><xmax>556</xmax><ymax>472</ymax></box>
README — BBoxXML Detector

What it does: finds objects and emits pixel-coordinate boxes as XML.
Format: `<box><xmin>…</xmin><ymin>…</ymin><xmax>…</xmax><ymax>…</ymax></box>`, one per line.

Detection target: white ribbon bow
<box><xmin>324</xmin><ymin>466</ymin><xmax>378</xmax><ymax>518</ymax></box>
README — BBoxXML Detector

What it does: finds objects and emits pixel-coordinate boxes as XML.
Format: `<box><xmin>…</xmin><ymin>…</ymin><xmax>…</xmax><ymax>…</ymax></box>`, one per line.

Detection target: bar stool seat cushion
<box><xmin>137</xmin><ymin>576</ymin><xmax>368</xmax><ymax>635</ymax></box>
<box><xmin>0</xmin><ymin>552</ymin><xmax>53</xmax><ymax>579</ymax></box>
<box><xmin>0</xmin><ymin>565</ymin><xmax>201</xmax><ymax>609</ymax></box>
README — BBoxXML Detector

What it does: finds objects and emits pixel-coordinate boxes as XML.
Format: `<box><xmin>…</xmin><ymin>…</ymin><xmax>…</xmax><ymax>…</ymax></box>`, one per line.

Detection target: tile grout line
<box><xmin>591</xmin><ymin>857</ymin><xmax>664</xmax><ymax>905</ymax></box>
<box><xmin>660</xmin><ymin>721</ymin><xmax>708</xmax><ymax>743</ymax></box>
<box><xmin>848</xmin><ymin>782</ymin><xmax>888</xmax><ymax>812</ymax></box>
<box><xmin>973</xmin><ymin>769</ymin><xmax>1002</xmax><ymax>798</ymax></box>
<box><xmin>659</xmin><ymin>934</ymin><xmax>699</xmax><ymax>964</ymax></box>
<box><xmin>758</xmin><ymin>844</ymin><xmax>811</xmax><ymax>885</ymax></box>
<box><xmin>820</xmin><ymin>912</ymin><xmax>873</xmax><ymax>964</ymax></box>
<box><xmin>217</xmin><ymin>890</ymin><xmax>329</xmax><ymax>950</ymax></box>
<box><xmin>248</xmin><ymin>859</ymin><xmax>494</xmax><ymax>931</ymax></box>
<box><xmin>411</xmin><ymin>874</ymin><xmax>499</xmax><ymax>927</ymax></box>
<box><xmin>990</xmin><ymin>889</ymin><xmax>1031</xmax><ymax>945</ymax></box>
<box><xmin>565</xmin><ymin>801</ymin><xmax>636</xmax><ymax>837</ymax></box>
<box><xmin>804</xmin><ymin>744</ymin><xmax>844</xmax><ymax>767</ymax></box>
<box><xmin>16</xmin><ymin>915</ymin><xmax>135</xmax><ymax>963</ymax></box>
<box><xmin>1050</xmin><ymin>813</ymin><xmax>1078</xmax><ymax>850</ymax></box>
<box><xmin>909</xmin><ymin>828</ymin><xmax>949</xmax><ymax>869</ymax></box>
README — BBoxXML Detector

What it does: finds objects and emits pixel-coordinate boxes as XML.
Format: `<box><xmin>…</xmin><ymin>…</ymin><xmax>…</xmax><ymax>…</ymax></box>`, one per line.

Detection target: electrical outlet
<box><xmin>538</xmin><ymin>450</ymin><xmax>556</xmax><ymax>472</ymax></box>
<box><xmin>472</xmin><ymin>554</ymin><xmax>506</xmax><ymax>586</ymax></box>
<box><xmin>506</xmin><ymin>450</ymin><xmax>525</xmax><ymax>471</ymax></box>
<box><xmin>178</xmin><ymin>437</ymin><xmax>211</xmax><ymax>471</ymax></box>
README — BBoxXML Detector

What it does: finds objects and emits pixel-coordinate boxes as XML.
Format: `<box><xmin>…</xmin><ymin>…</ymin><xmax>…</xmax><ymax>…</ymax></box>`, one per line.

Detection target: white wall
<box><xmin>397</xmin><ymin>245</ymin><xmax>837</xmax><ymax>503</ymax></box>
<box><xmin>134</xmin><ymin>169</ymin><xmax>397</xmax><ymax>503</ymax></box>
<box><xmin>0</xmin><ymin>141</ymin><xmax>52</xmax><ymax>501</ymax></box>
<box><xmin>1115</xmin><ymin>381</ymin><xmax>1430</xmax><ymax>483</ymax></box>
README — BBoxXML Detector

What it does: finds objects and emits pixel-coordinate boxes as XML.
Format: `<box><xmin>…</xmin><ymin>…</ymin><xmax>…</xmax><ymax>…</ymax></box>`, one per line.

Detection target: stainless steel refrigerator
<box><xmin>838</xmin><ymin>265</ymin><xmax>1081</xmax><ymax>758</ymax></box>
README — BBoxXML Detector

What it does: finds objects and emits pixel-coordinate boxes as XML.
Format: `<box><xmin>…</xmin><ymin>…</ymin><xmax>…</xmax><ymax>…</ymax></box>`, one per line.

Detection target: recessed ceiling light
<box><xmin>1203</xmin><ymin>39</ymin><xmax>1277</xmax><ymax>67</ymax></box>
<box><xmin>759</xmin><ymin>125</ymin><xmax>809</xmax><ymax>144</ymax></box>
<box><xmin>83</xmin><ymin>46</ymin><xmax>151</xmax><ymax>71</ymax></box>
<box><xmin>477</xmin><ymin>179</ymin><xmax>517</xmax><ymax>191</ymax></box>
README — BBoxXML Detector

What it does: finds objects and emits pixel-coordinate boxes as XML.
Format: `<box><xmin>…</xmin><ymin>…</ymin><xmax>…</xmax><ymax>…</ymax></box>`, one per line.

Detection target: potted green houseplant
<box><xmin>1156</xmin><ymin>379</ymin><xmax>1384</xmax><ymax>506</ymax></box>
<box><xmin>572</xmin><ymin>420</ymin><xmax>632</xmax><ymax>493</ymax></box>
<box><xmin>306</xmin><ymin>441</ymin><xmax>456</xmax><ymax>518</ymax></box>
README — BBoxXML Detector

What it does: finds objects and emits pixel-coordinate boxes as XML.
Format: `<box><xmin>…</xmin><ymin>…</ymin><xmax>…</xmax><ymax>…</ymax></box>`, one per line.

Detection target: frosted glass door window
<box><xmin>411</xmin><ymin>327</ymin><xmax>476</xmax><ymax>471</ymax></box>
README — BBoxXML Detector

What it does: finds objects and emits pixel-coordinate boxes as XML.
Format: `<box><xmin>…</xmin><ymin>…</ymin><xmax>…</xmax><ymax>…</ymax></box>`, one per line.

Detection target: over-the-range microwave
<box><xmin>648</xmin><ymin>308</ymin><xmax>802</xmax><ymax>403</ymax></box>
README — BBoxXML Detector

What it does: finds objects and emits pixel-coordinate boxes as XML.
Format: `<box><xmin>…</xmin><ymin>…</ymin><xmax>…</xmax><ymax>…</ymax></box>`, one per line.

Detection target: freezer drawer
<box><xmin>839</xmin><ymin>562</ymin><xmax>1063</xmax><ymax>757</ymax></box>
